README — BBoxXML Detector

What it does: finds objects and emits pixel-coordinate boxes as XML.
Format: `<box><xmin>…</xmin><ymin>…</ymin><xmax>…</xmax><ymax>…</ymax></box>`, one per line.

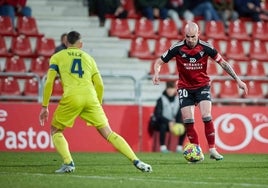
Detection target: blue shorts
<box><xmin>177</xmin><ymin>85</ymin><xmax>211</xmax><ymax>108</ymax></box>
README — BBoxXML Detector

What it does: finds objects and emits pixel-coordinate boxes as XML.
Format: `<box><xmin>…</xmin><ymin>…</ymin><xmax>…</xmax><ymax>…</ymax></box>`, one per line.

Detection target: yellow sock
<box><xmin>52</xmin><ymin>132</ymin><xmax>73</xmax><ymax>164</ymax></box>
<box><xmin>107</xmin><ymin>132</ymin><xmax>138</xmax><ymax>162</ymax></box>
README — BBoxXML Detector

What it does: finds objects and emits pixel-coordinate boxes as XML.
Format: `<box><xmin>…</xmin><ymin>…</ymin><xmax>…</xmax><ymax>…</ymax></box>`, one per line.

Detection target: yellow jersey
<box><xmin>42</xmin><ymin>47</ymin><xmax>103</xmax><ymax>107</ymax></box>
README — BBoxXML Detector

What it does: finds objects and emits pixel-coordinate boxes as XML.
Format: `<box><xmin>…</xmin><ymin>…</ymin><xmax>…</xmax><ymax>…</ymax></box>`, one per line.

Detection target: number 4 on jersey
<box><xmin>71</xmin><ymin>59</ymin><xmax>84</xmax><ymax>78</ymax></box>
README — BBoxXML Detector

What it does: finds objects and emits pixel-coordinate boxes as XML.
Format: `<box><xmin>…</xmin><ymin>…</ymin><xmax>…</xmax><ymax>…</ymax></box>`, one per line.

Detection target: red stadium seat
<box><xmin>30</xmin><ymin>56</ymin><xmax>50</xmax><ymax>77</ymax></box>
<box><xmin>0</xmin><ymin>35</ymin><xmax>12</xmax><ymax>57</ymax></box>
<box><xmin>52</xmin><ymin>78</ymin><xmax>63</xmax><ymax>96</ymax></box>
<box><xmin>207</xmin><ymin>59</ymin><xmax>220</xmax><ymax>75</ymax></box>
<box><xmin>4</xmin><ymin>55</ymin><xmax>26</xmax><ymax>73</ymax></box>
<box><xmin>149</xmin><ymin>59</ymin><xmax>176</xmax><ymax>81</ymax></box>
<box><xmin>246</xmin><ymin>60</ymin><xmax>266</xmax><ymax>76</ymax></box>
<box><xmin>10</xmin><ymin>34</ymin><xmax>34</xmax><ymax>58</ymax></box>
<box><xmin>263</xmin><ymin>0</ymin><xmax>268</xmax><ymax>9</ymax></box>
<box><xmin>134</xmin><ymin>18</ymin><xmax>158</xmax><ymax>39</ymax></box>
<box><xmin>154</xmin><ymin>37</ymin><xmax>172</xmax><ymax>57</ymax></box>
<box><xmin>158</xmin><ymin>19</ymin><xmax>181</xmax><ymax>39</ymax></box>
<box><xmin>16</xmin><ymin>16</ymin><xmax>44</xmax><ymax>37</ymax></box>
<box><xmin>207</xmin><ymin>39</ymin><xmax>223</xmax><ymax>54</ymax></box>
<box><xmin>248</xmin><ymin>40</ymin><xmax>268</xmax><ymax>61</ymax></box>
<box><xmin>23</xmin><ymin>77</ymin><xmax>39</xmax><ymax>97</ymax></box>
<box><xmin>1</xmin><ymin>77</ymin><xmax>21</xmax><ymax>96</ymax></box>
<box><xmin>205</xmin><ymin>21</ymin><xmax>228</xmax><ymax>40</ymax></box>
<box><xmin>225</xmin><ymin>39</ymin><xmax>248</xmax><ymax>61</ymax></box>
<box><xmin>218</xmin><ymin>80</ymin><xmax>240</xmax><ymax>99</ymax></box>
<box><xmin>0</xmin><ymin>78</ymin><xmax>2</xmax><ymax>93</ymax></box>
<box><xmin>243</xmin><ymin>80</ymin><xmax>264</xmax><ymax>99</ymax></box>
<box><xmin>222</xmin><ymin>60</ymin><xmax>243</xmax><ymax>76</ymax></box>
<box><xmin>210</xmin><ymin>80</ymin><xmax>221</xmax><ymax>98</ymax></box>
<box><xmin>251</xmin><ymin>22</ymin><xmax>268</xmax><ymax>41</ymax></box>
<box><xmin>149</xmin><ymin>60</ymin><xmax>171</xmax><ymax>75</ymax></box>
<box><xmin>228</xmin><ymin>20</ymin><xmax>251</xmax><ymax>41</ymax></box>
<box><xmin>0</xmin><ymin>16</ymin><xmax>17</xmax><ymax>36</ymax></box>
<box><xmin>109</xmin><ymin>18</ymin><xmax>134</xmax><ymax>39</ymax></box>
<box><xmin>35</xmin><ymin>37</ymin><xmax>56</xmax><ymax>58</ymax></box>
<box><xmin>129</xmin><ymin>37</ymin><xmax>154</xmax><ymax>60</ymax></box>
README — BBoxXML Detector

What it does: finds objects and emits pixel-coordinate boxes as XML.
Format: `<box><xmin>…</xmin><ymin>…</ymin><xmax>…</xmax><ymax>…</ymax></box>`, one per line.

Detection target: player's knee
<box><xmin>202</xmin><ymin>116</ymin><xmax>212</xmax><ymax>122</ymax></box>
<box><xmin>183</xmin><ymin>118</ymin><xmax>194</xmax><ymax>124</ymax></box>
<box><xmin>51</xmin><ymin>125</ymin><xmax>63</xmax><ymax>135</ymax></box>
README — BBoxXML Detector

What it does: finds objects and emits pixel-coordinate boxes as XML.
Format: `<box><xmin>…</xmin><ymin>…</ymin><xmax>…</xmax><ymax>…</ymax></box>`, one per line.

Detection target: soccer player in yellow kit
<box><xmin>39</xmin><ymin>31</ymin><xmax>152</xmax><ymax>173</ymax></box>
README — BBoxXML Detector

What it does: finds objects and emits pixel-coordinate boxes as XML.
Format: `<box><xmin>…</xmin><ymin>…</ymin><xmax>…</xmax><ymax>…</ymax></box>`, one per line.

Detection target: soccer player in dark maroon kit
<box><xmin>152</xmin><ymin>22</ymin><xmax>248</xmax><ymax>161</ymax></box>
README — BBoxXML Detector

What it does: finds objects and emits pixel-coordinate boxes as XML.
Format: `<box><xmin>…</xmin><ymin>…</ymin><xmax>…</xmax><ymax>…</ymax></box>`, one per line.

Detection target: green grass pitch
<box><xmin>0</xmin><ymin>152</ymin><xmax>267</xmax><ymax>188</ymax></box>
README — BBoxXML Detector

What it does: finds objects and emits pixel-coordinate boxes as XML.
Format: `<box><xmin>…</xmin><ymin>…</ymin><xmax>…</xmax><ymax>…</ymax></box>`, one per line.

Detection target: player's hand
<box><xmin>152</xmin><ymin>74</ymin><xmax>160</xmax><ymax>85</ymax></box>
<box><xmin>237</xmin><ymin>80</ymin><xmax>248</xmax><ymax>95</ymax></box>
<box><xmin>39</xmin><ymin>107</ymin><xmax>49</xmax><ymax>126</ymax></box>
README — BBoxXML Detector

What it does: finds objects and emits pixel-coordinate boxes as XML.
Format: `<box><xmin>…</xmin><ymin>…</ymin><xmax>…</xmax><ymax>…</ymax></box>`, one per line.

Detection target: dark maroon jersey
<box><xmin>161</xmin><ymin>39</ymin><xmax>220</xmax><ymax>90</ymax></box>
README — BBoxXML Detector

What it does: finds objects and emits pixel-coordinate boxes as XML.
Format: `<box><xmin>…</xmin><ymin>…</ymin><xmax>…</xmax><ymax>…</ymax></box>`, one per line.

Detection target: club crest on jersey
<box><xmin>189</xmin><ymin>58</ymin><xmax>196</xmax><ymax>63</ymax></box>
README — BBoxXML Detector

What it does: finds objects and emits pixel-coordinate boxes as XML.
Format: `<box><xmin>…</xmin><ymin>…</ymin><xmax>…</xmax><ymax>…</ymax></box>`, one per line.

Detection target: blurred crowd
<box><xmin>87</xmin><ymin>0</ymin><xmax>268</xmax><ymax>28</ymax></box>
<box><xmin>0</xmin><ymin>0</ymin><xmax>32</xmax><ymax>26</ymax></box>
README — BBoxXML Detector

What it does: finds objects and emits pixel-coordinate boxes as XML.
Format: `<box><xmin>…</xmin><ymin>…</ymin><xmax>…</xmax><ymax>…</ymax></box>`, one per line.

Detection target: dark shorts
<box><xmin>177</xmin><ymin>85</ymin><xmax>211</xmax><ymax>108</ymax></box>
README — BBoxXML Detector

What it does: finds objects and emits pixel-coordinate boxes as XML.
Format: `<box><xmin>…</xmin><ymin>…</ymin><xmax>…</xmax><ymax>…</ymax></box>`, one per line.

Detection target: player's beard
<box><xmin>186</xmin><ymin>41</ymin><xmax>196</xmax><ymax>48</ymax></box>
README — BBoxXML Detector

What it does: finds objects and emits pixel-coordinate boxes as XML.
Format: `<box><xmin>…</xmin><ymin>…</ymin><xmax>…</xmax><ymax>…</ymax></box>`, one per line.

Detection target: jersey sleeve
<box><xmin>42</xmin><ymin>55</ymin><xmax>58</xmax><ymax>107</ymax></box>
<box><xmin>89</xmin><ymin>56</ymin><xmax>104</xmax><ymax>104</ymax></box>
<box><xmin>42</xmin><ymin>69</ymin><xmax>57</xmax><ymax>107</ymax></box>
<box><xmin>161</xmin><ymin>42</ymin><xmax>181</xmax><ymax>63</ymax></box>
<box><xmin>89</xmin><ymin>56</ymin><xmax>99</xmax><ymax>75</ymax></box>
<box><xmin>205</xmin><ymin>42</ymin><xmax>219</xmax><ymax>60</ymax></box>
<box><xmin>92</xmin><ymin>73</ymin><xmax>104</xmax><ymax>104</ymax></box>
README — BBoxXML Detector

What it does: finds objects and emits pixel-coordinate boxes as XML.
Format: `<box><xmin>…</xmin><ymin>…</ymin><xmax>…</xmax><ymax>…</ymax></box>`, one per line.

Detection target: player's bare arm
<box><xmin>152</xmin><ymin>58</ymin><xmax>165</xmax><ymax>85</ymax></box>
<box><xmin>218</xmin><ymin>60</ymin><xmax>248</xmax><ymax>95</ymax></box>
<box><xmin>219</xmin><ymin>60</ymin><xmax>239</xmax><ymax>79</ymax></box>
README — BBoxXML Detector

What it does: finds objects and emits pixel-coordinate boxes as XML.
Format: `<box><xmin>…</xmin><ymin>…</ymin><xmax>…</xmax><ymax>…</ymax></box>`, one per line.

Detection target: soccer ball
<box><xmin>183</xmin><ymin>143</ymin><xmax>204</xmax><ymax>163</ymax></box>
<box><xmin>171</xmin><ymin>123</ymin><xmax>185</xmax><ymax>136</ymax></box>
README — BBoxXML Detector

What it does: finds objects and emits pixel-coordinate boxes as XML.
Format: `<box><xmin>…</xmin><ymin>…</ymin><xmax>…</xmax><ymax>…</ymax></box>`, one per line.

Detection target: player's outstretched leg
<box><xmin>107</xmin><ymin>131</ymin><xmax>152</xmax><ymax>172</ymax></box>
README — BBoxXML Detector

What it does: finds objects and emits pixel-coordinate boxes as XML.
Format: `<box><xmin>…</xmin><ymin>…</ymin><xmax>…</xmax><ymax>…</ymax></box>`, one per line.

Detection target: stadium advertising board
<box><xmin>0</xmin><ymin>103</ymin><xmax>267</xmax><ymax>153</ymax></box>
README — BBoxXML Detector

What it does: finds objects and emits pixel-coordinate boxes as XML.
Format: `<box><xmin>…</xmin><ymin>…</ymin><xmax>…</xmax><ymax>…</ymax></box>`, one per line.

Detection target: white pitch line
<box><xmin>0</xmin><ymin>172</ymin><xmax>268</xmax><ymax>188</ymax></box>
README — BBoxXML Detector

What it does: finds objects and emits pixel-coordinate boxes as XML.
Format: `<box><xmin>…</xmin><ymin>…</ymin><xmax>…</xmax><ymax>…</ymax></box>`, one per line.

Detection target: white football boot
<box><xmin>134</xmin><ymin>160</ymin><xmax>153</xmax><ymax>172</ymax></box>
<box><xmin>55</xmin><ymin>161</ymin><xmax>75</xmax><ymax>173</ymax></box>
<box><xmin>209</xmin><ymin>148</ymin><xmax>224</xmax><ymax>161</ymax></box>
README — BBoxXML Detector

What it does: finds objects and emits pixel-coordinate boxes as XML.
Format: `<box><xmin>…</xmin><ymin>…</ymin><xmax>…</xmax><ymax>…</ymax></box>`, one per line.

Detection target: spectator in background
<box><xmin>234</xmin><ymin>0</ymin><xmax>268</xmax><ymax>22</ymax></box>
<box><xmin>54</xmin><ymin>33</ymin><xmax>67</xmax><ymax>54</ymax></box>
<box><xmin>184</xmin><ymin>0</ymin><xmax>221</xmax><ymax>21</ymax></box>
<box><xmin>135</xmin><ymin>0</ymin><xmax>168</xmax><ymax>20</ymax></box>
<box><xmin>212</xmin><ymin>0</ymin><xmax>239</xmax><ymax>28</ymax></box>
<box><xmin>166</xmin><ymin>0</ymin><xmax>194</xmax><ymax>31</ymax></box>
<box><xmin>151</xmin><ymin>81</ymin><xmax>186</xmax><ymax>153</ymax></box>
<box><xmin>0</xmin><ymin>0</ymin><xmax>32</xmax><ymax>26</ymax></box>
<box><xmin>88</xmin><ymin>0</ymin><xmax>128</xmax><ymax>27</ymax></box>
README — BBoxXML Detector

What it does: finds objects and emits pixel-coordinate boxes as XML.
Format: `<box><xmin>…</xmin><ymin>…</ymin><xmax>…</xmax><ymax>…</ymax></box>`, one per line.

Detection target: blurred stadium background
<box><xmin>0</xmin><ymin>0</ymin><xmax>267</xmax><ymax>154</ymax></box>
